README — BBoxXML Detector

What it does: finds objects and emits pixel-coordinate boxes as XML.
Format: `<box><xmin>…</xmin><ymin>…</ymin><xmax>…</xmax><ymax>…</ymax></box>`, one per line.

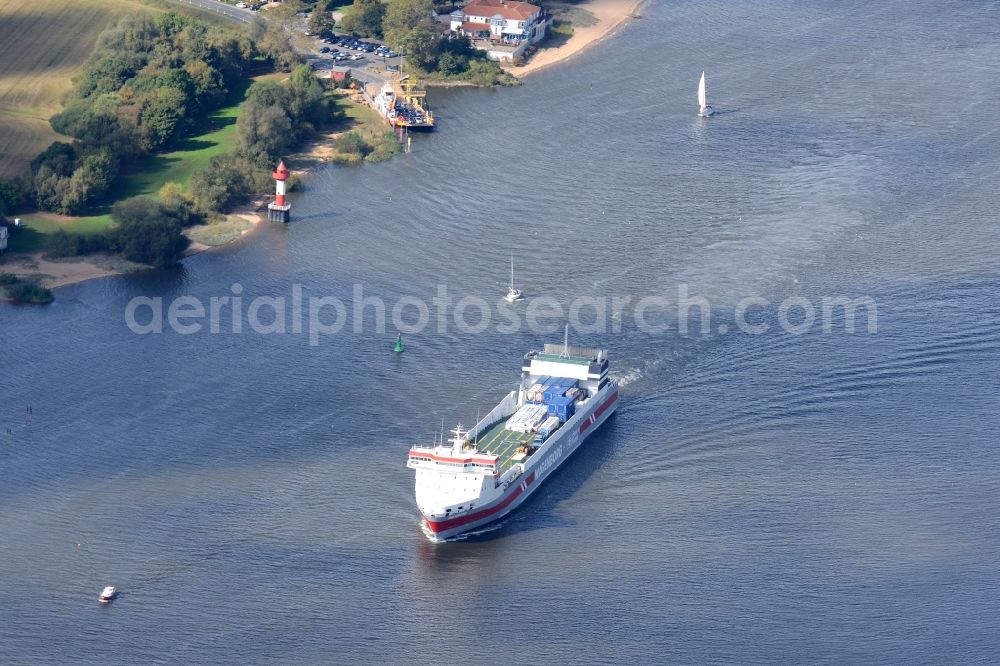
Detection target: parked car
<box><xmin>319</xmin><ymin>46</ymin><xmax>330</xmax><ymax>53</ymax></box>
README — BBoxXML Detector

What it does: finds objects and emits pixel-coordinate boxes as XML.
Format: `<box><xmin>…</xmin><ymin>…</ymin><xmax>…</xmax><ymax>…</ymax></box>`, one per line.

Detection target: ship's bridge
<box><xmin>406</xmin><ymin>447</ymin><xmax>499</xmax><ymax>474</ymax></box>
<box><xmin>407</xmin><ymin>426</ymin><xmax>499</xmax><ymax>475</ymax></box>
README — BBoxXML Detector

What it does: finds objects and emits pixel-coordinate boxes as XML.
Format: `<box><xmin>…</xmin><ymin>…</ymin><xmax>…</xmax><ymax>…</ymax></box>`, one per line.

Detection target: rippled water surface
<box><xmin>2</xmin><ymin>0</ymin><xmax>1000</xmax><ymax>662</ymax></box>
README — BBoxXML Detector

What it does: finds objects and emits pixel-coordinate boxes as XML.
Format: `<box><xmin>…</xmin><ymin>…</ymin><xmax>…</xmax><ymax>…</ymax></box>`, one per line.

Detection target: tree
<box><xmin>340</xmin><ymin>0</ymin><xmax>386</xmax><ymax>38</ymax></box>
<box><xmin>33</xmin><ymin>167</ymin><xmax>72</xmax><ymax>213</ymax></box>
<box><xmin>184</xmin><ymin>59</ymin><xmax>226</xmax><ymax>109</ymax></box>
<box><xmin>189</xmin><ymin>154</ymin><xmax>253</xmax><ymax>213</ymax></box>
<box><xmin>0</xmin><ymin>179</ymin><xmax>24</xmax><ymax>215</ymax></box>
<box><xmin>237</xmin><ymin>103</ymin><xmax>294</xmax><ymax>168</ymax></box>
<box><xmin>306</xmin><ymin>8</ymin><xmax>335</xmax><ymax>37</ymax></box>
<box><xmin>271</xmin><ymin>0</ymin><xmax>309</xmax><ymax>19</ymax></box>
<box><xmin>234</xmin><ymin>72</ymin><xmax>331</xmax><ymax>169</ymax></box>
<box><xmin>62</xmin><ymin>149</ymin><xmax>119</xmax><ymax>214</ymax></box>
<box><xmin>50</xmin><ymin>101</ymin><xmax>122</xmax><ymax>147</ymax></box>
<box><xmin>32</xmin><ymin>143</ymin><xmax>76</xmax><ymax>213</ymax></box>
<box><xmin>138</xmin><ymin>86</ymin><xmax>188</xmax><ymax>151</ymax></box>
<box><xmin>78</xmin><ymin>53</ymin><xmax>145</xmax><ymax>98</ymax></box>
<box><xmin>158</xmin><ymin>182</ymin><xmax>187</xmax><ymax>206</ymax></box>
<box><xmin>288</xmin><ymin>64</ymin><xmax>329</xmax><ymax>126</ymax></box>
<box><xmin>45</xmin><ymin>229</ymin><xmax>109</xmax><ymax>258</ymax></box>
<box><xmin>256</xmin><ymin>22</ymin><xmax>300</xmax><ymax>72</ymax></box>
<box><xmin>31</xmin><ymin>142</ymin><xmax>77</xmax><ymax>178</ymax></box>
<box><xmin>382</xmin><ymin>0</ymin><xmax>442</xmax><ymax>71</ymax></box>
<box><xmin>436</xmin><ymin>51</ymin><xmax>467</xmax><ymax>75</ymax></box>
<box><xmin>109</xmin><ymin>197</ymin><xmax>191</xmax><ymax>268</ymax></box>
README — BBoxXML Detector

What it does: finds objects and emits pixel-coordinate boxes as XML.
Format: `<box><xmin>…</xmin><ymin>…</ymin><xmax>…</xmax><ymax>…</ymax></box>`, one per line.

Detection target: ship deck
<box><xmin>474</xmin><ymin>419</ymin><xmax>535</xmax><ymax>474</ymax></box>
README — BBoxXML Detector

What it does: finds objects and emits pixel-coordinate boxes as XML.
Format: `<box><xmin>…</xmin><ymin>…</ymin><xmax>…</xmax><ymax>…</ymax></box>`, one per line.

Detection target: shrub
<box><xmin>189</xmin><ymin>154</ymin><xmax>254</xmax><ymax>213</ymax></box>
<box><xmin>45</xmin><ymin>230</ymin><xmax>109</xmax><ymax>258</ymax></box>
<box><xmin>330</xmin><ymin>129</ymin><xmax>401</xmax><ymax>164</ymax></box>
<box><xmin>6</xmin><ymin>282</ymin><xmax>54</xmax><ymax>304</ymax></box>
<box><xmin>462</xmin><ymin>59</ymin><xmax>519</xmax><ymax>87</ymax></box>
<box><xmin>340</xmin><ymin>0</ymin><xmax>386</xmax><ymax>38</ymax></box>
<box><xmin>108</xmin><ymin>196</ymin><xmax>192</xmax><ymax>268</ymax></box>
<box><xmin>31</xmin><ymin>144</ymin><xmax>119</xmax><ymax>214</ymax></box>
<box><xmin>0</xmin><ymin>179</ymin><xmax>25</xmax><ymax>214</ymax></box>
<box><xmin>365</xmin><ymin>132</ymin><xmax>403</xmax><ymax>162</ymax></box>
<box><xmin>331</xmin><ymin>131</ymin><xmax>369</xmax><ymax>156</ymax></box>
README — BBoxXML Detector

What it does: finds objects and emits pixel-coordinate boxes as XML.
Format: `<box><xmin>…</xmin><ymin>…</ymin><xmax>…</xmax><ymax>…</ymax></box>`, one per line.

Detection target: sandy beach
<box><xmin>507</xmin><ymin>0</ymin><xmax>646</xmax><ymax>77</ymax></box>
<box><xmin>1</xmin><ymin>252</ymin><xmax>137</xmax><ymax>289</ymax></box>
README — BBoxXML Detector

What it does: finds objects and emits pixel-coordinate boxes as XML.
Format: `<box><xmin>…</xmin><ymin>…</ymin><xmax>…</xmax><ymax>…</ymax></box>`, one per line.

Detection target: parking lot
<box><xmin>307</xmin><ymin>33</ymin><xmax>403</xmax><ymax>77</ymax></box>
<box><xmin>291</xmin><ymin>9</ymin><xmax>403</xmax><ymax>87</ymax></box>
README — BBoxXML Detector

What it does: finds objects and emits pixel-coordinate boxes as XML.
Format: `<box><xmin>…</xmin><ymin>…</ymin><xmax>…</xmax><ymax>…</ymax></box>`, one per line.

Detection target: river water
<box><xmin>2</xmin><ymin>0</ymin><xmax>1000</xmax><ymax>662</ymax></box>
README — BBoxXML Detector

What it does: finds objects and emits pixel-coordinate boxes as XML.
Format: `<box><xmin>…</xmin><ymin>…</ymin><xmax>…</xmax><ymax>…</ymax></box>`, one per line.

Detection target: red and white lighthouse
<box><xmin>267</xmin><ymin>159</ymin><xmax>291</xmax><ymax>223</ymax></box>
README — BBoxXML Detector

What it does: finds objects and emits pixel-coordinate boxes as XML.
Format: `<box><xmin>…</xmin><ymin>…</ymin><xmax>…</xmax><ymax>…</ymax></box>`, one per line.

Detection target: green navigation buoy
<box><xmin>394</xmin><ymin>333</ymin><xmax>404</xmax><ymax>353</ymax></box>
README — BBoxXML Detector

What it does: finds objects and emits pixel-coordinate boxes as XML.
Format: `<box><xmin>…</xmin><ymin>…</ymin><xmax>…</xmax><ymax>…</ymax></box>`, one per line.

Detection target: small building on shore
<box><xmin>329</xmin><ymin>66</ymin><xmax>352</xmax><ymax>83</ymax></box>
<box><xmin>449</xmin><ymin>0</ymin><xmax>548</xmax><ymax>62</ymax></box>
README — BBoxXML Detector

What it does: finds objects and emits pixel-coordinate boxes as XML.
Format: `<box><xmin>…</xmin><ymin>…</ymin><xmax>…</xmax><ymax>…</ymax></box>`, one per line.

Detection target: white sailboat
<box><xmin>504</xmin><ymin>257</ymin><xmax>523</xmax><ymax>303</ymax></box>
<box><xmin>698</xmin><ymin>71</ymin><xmax>715</xmax><ymax>117</ymax></box>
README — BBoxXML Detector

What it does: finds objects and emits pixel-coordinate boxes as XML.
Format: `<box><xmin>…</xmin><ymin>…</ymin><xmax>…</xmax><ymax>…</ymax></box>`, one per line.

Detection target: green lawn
<box><xmin>8</xmin><ymin>215</ymin><xmax>112</xmax><ymax>252</ymax></box>
<box><xmin>117</xmin><ymin>102</ymin><xmax>240</xmax><ymax>199</ymax></box>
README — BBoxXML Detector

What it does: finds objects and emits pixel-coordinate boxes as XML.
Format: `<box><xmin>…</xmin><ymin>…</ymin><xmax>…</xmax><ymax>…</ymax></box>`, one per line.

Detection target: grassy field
<box><xmin>0</xmin><ymin>0</ymin><xmax>234</xmax><ymax>181</ymax></box>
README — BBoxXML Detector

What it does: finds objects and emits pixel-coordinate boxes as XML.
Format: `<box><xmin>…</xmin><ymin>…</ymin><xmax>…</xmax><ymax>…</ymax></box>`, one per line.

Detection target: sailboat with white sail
<box><xmin>698</xmin><ymin>71</ymin><xmax>715</xmax><ymax>117</ymax></box>
<box><xmin>504</xmin><ymin>257</ymin><xmax>523</xmax><ymax>303</ymax></box>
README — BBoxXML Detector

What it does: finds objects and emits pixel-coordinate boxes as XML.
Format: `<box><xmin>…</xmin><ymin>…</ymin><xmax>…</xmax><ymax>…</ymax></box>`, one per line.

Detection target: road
<box><xmin>172</xmin><ymin>0</ymin><xmax>254</xmax><ymax>24</ymax></box>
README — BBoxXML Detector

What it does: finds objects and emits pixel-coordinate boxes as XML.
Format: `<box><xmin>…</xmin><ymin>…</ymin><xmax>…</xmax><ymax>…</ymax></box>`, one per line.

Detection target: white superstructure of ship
<box><xmin>406</xmin><ymin>337</ymin><xmax>618</xmax><ymax>540</ymax></box>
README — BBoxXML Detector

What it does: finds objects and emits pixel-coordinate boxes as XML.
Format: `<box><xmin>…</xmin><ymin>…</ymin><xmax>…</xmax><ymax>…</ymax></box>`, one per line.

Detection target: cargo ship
<box><xmin>373</xmin><ymin>76</ymin><xmax>435</xmax><ymax>130</ymax></box>
<box><xmin>406</xmin><ymin>338</ymin><xmax>618</xmax><ymax>540</ymax></box>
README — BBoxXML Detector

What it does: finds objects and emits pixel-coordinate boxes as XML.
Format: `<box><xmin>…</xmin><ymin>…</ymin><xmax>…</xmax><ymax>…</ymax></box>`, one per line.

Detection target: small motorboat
<box><xmin>504</xmin><ymin>256</ymin><xmax>523</xmax><ymax>303</ymax></box>
<box><xmin>99</xmin><ymin>586</ymin><xmax>116</xmax><ymax>603</ymax></box>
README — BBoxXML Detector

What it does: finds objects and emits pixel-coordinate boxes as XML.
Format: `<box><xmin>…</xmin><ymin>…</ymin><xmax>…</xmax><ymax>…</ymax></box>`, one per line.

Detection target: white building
<box><xmin>449</xmin><ymin>0</ymin><xmax>548</xmax><ymax>62</ymax></box>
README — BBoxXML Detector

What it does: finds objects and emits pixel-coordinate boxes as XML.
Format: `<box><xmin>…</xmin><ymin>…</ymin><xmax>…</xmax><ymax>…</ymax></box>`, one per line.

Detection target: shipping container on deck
<box><xmin>543</xmin><ymin>387</ymin><xmax>565</xmax><ymax>402</ymax></box>
<box><xmin>546</xmin><ymin>395</ymin><xmax>576</xmax><ymax>422</ymax></box>
<box><xmin>537</xmin><ymin>415</ymin><xmax>561</xmax><ymax>439</ymax></box>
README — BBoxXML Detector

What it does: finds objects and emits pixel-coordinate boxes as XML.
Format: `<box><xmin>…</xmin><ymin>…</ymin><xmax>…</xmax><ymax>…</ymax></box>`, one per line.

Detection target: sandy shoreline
<box><xmin>1</xmin><ymin>252</ymin><xmax>141</xmax><ymax>290</ymax></box>
<box><xmin>507</xmin><ymin>0</ymin><xmax>646</xmax><ymax>77</ymax></box>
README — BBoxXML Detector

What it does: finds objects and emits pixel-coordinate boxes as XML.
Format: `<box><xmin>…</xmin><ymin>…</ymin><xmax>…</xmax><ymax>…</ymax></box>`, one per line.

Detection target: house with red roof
<box><xmin>449</xmin><ymin>0</ymin><xmax>549</xmax><ymax>62</ymax></box>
